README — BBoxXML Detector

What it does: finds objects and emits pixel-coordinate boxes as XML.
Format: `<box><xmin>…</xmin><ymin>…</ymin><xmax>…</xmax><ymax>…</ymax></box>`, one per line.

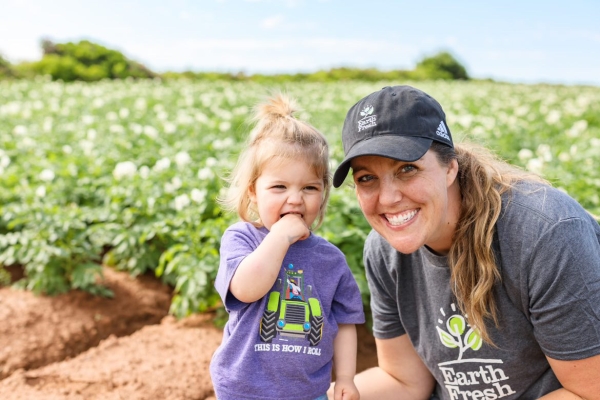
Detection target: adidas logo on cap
<box><xmin>436</xmin><ymin>121</ymin><xmax>451</xmax><ymax>141</ymax></box>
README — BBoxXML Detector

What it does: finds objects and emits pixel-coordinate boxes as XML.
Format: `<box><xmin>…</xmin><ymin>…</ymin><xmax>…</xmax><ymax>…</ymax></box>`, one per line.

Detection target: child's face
<box><xmin>249</xmin><ymin>157</ymin><xmax>324</xmax><ymax>231</ymax></box>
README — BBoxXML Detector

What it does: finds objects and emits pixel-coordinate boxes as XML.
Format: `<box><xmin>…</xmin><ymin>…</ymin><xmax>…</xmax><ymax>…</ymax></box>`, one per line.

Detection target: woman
<box><xmin>331</xmin><ymin>85</ymin><xmax>600</xmax><ymax>399</ymax></box>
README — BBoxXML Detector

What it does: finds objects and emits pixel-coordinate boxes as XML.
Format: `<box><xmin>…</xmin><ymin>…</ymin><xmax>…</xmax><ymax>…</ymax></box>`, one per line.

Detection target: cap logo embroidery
<box><xmin>436</xmin><ymin>121</ymin><xmax>450</xmax><ymax>141</ymax></box>
<box><xmin>357</xmin><ymin>105</ymin><xmax>376</xmax><ymax>132</ymax></box>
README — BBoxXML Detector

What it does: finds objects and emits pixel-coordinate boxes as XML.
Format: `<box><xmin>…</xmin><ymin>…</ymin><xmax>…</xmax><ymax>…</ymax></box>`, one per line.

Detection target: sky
<box><xmin>1</xmin><ymin>0</ymin><xmax>599</xmax><ymax>86</ymax></box>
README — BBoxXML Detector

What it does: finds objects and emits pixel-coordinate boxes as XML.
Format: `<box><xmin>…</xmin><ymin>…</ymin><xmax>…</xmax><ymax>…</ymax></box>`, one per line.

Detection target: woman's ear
<box><xmin>446</xmin><ymin>159</ymin><xmax>459</xmax><ymax>187</ymax></box>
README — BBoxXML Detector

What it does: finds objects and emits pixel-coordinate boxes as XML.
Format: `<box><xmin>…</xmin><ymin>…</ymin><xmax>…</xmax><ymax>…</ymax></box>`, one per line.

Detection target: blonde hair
<box><xmin>431</xmin><ymin>141</ymin><xmax>549</xmax><ymax>344</ymax></box>
<box><xmin>220</xmin><ymin>93</ymin><xmax>331</xmax><ymax>229</ymax></box>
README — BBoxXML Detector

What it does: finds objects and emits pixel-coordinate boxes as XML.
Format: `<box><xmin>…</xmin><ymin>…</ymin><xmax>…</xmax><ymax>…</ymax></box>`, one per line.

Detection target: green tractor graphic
<box><xmin>259</xmin><ymin>264</ymin><xmax>323</xmax><ymax>346</ymax></box>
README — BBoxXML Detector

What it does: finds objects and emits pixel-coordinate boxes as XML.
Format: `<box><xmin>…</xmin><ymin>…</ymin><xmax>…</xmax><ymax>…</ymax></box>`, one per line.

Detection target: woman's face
<box><xmin>350</xmin><ymin>150</ymin><xmax>460</xmax><ymax>255</ymax></box>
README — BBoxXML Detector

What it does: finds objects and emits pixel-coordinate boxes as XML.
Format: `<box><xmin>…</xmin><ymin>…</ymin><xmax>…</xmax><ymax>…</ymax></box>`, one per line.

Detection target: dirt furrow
<box><xmin>0</xmin><ymin>314</ymin><xmax>221</xmax><ymax>400</ymax></box>
<box><xmin>0</xmin><ymin>267</ymin><xmax>172</xmax><ymax>380</ymax></box>
<box><xmin>0</xmin><ymin>266</ymin><xmax>377</xmax><ymax>399</ymax></box>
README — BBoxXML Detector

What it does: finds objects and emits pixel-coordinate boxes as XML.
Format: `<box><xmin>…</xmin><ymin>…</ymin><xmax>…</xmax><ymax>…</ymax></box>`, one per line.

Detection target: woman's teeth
<box><xmin>385</xmin><ymin>210</ymin><xmax>417</xmax><ymax>226</ymax></box>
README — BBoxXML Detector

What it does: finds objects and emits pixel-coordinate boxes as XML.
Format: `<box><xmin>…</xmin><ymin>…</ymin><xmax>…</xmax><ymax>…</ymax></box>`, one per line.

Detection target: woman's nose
<box><xmin>379</xmin><ymin>181</ymin><xmax>402</xmax><ymax>205</ymax></box>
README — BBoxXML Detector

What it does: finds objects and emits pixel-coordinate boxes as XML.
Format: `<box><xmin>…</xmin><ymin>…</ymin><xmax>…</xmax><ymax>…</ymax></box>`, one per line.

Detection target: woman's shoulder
<box><xmin>497</xmin><ymin>180</ymin><xmax>600</xmax><ymax>252</ymax></box>
<box><xmin>364</xmin><ymin>229</ymin><xmax>410</xmax><ymax>262</ymax></box>
<box><xmin>501</xmin><ymin>181</ymin><xmax>593</xmax><ymax>224</ymax></box>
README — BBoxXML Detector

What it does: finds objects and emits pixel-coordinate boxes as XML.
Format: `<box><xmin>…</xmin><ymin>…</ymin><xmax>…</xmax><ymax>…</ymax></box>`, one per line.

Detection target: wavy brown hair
<box><xmin>431</xmin><ymin>141</ymin><xmax>548</xmax><ymax>344</ymax></box>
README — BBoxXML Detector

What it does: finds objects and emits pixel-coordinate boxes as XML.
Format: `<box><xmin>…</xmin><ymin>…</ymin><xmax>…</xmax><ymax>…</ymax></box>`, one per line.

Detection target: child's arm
<box><xmin>230</xmin><ymin>214</ymin><xmax>309</xmax><ymax>303</ymax></box>
<box><xmin>332</xmin><ymin>323</ymin><xmax>360</xmax><ymax>400</ymax></box>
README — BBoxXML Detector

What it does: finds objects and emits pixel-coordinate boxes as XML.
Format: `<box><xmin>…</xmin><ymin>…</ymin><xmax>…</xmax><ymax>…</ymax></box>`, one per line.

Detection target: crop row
<box><xmin>1</xmin><ymin>78</ymin><xmax>599</xmax><ymax>316</ymax></box>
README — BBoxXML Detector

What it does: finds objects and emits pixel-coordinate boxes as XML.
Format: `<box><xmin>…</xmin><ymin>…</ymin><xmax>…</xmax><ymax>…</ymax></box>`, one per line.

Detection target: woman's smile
<box><xmin>384</xmin><ymin>209</ymin><xmax>419</xmax><ymax>226</ymax></box>
<box><xmin>351</xmin><ymin>151</ymin><xmax>460</xmax><ymax>255</ymax></box>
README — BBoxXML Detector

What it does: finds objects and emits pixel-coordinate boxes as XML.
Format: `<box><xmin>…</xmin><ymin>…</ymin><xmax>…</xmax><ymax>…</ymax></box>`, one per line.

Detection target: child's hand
<box><xmin>332</xmin><ymin>376</ymin><xmax>360</xmax><ymax>400</ymax></box>
<box><xmin>270</xmin><ymin>213</ymin><xmax>310</xmax><ymax>243</ymax></box>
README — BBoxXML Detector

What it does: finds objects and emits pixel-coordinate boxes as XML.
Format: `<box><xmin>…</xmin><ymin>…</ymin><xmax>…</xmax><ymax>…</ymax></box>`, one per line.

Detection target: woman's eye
<box><xmin>356</xmin><ymin>174</ymin><xmax>374</xmax><ymax>183</ymax></box>
<box><xmin>400</xmin><ymin>165</ymin><xmax>418</xmax><ymax>175</ymax></box>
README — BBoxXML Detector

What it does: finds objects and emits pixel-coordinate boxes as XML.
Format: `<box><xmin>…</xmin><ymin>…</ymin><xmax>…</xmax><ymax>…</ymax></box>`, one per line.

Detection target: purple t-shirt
<box><xmin>210</xmin><ymin>222</ymin><xmax>365</xmax><ymax>400</ymax></box>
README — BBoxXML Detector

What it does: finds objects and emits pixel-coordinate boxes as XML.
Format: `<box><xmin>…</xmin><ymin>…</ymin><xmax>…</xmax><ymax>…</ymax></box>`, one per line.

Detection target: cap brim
<box><xmin>332</xmin><ymin>135</ymin><xmax>432</xmax><ymax>187</ymax></box>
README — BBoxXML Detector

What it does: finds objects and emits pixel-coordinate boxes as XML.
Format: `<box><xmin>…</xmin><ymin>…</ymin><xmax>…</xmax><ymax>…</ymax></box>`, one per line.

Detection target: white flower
<box><xmin>39</xmin><ymin>169</ymin><xmax>55</xmax><ymax>182</ymax></box>
<box><xmin>173</xmin><ymin>194</ymin><xmax>191</xmax><ymax>211</ymax></box>
<box><xmin>195</xmin><ymin>112</ymin><xmax>208</xmax><ymax>123</ymax></box>
<box><xmin>43</xmin><ymin>118</ymin><xmax>53</xmax><ymax>132</ymax></box>
<box><xmin>68</xmin><ymin>163</ymin><xmax>78</xmax><ymax>176</ymax></box>
<box><xmin>566</xmin><ymin>120</ymin><xmax>588</xmax><ymax>138</ymax></box>
<box><xmin>191</xmin><ymin>188</ymin><xmax>207</xmax><ymax>203</ymax></box>
<box><xmin>517</xmin><ymin>149</ymin><xmax>534</xmax><ymax>161</ymax></box>
<box><xmin>139</xmin><ymin>165</ymin><xmax>150</xmax><ymax>179</ymax></box>
<box><xmin>205</xmin><ymin>157</ymin><xmax>218</xmax><ymax>167</ymax></box>
<box><xmin>0</xmin><ymin>154</ymin><xmax>10</xmax><ymax>169</ymax></box>
<box><xmin>113</xmin><ymin>161</ymin><xmax>137</xmax><ymax>180</ymax></box>
<box><xmin>87</xmin><ymin>129</ymin><xmax>97</xmax><ymax>140</ymax></box>
<box><xmin>457</xmin><ymin>115</ymin><xmax>473</xmax><ymax>129</ymax></box>
<box><xmin>164</xmin><ymin>122</ymin><xmax>177</xmax><ymax>134</ymax></box>
<box><xmin>570</xmin><ymin>145</ymin><xmax>578</xmax><ymax>156</ymax></box>
<box><xmin>213</xmin><ymin>138</ymin><xmax>234</xmax><ymax>150</ymax></box>
<box><xmin>526</xmin><ymin>158</ymin><xmax>544</xmax><ymax>174</ymax></box>
<box><xmin>219</xmin><ymin>121</ymin><xmax>231</xmax><ymax>132</ymax></box>
<box><xmin>147</xmin><ymin>197</ymin><xmax>156</xmax><ymax>209</ymax></box>
<box><xmin>558</xmin><ymin>152</ymin><xmax>571</xmax><ymax>162</ymax></box>
<box><xmin>110</xmin><ymin>124</ymin><xmax>125</xmax><ymax>134</ymax></box>
<box><xmin>80</xmin><ymin>140</ymin><xmax>94</xmax><ymax>156</ymax></box>
<box><xmin>119</xmin><ymin>108</ymin><xmax>130</xmax><ymax>118</ymax></box>
<box><xmin>144</xmin><ymin>125</ymin><xmax>159</xmax><ymax>139</ymax></box>
<box><xmin>545</xmin><ymin>110</ymin><xmax>561</xmax><ymax>125</ymax></box>
<box><xmin>63</xmin><ymin>145</ymin><xmax>72</xmax><ymax>154</ymax></box>
<box><xmin>197</xmin><ymin>167</ymin><xmax>214</xmax><ymax>180</ymax></box>
<box><xmin>106</xmin><ymin>111</ymin><xmax>118</xmax><ymax>121</ymax></box>
<box><xmin>536</xmin><ymin>144</ymin><xmax>553</xmax><ymax>162</ymax></box>
<box><xmin>514</xmin><ymin>106</ymin><xmax>529</xmax><ymax>117</ymax></box>
<box><xmin>130</xmin><ymin>123</ymin><xmax>143</xmax><ymax>135</ymax></box>
<box><xmin>134</xmin><ymin>98</ymin><xmax>147</xmax><ymax>110</ymax></box>
<box><xmin>21</xmin><ymin>137</ymin><xmax>36</xmax><ymax>147</ymax></box>
<box><xmin>13</xmin><ymin>125</ymin><xmax>28</xmax><ymax>135</ymax></box>
<box><xmin>175</xmin><ymin>151</ymin><xmax>192</xmax><ymax>168</ymax></box>
<box><xmin>153</xmin><ymin>157</ymin><xmax>171</xmax><ymax>172</ymax></box>
<box><xmin>165</xmin><ymin>177</ymin><xmax>183</xmax><ymax>193</ymax></box>
<box><xmin>35</xmin><ymin>185</ymin><xmax>46</xmax><ymax>197</ymax></box>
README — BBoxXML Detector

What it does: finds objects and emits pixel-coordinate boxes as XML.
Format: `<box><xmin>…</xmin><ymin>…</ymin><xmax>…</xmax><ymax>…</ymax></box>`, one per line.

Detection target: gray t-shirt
<box><xmin>366</xmin><ymin>182</ymin><xmax>600</xmax><ymax>399</ymax></box>
<box><xmin>210</xmin><ymin>222</ymin><xmax>365</xmax><ymax>400</ymax></box>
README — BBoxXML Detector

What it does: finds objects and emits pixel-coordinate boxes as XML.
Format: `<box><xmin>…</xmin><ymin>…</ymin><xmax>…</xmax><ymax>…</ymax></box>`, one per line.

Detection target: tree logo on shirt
<box><xmin>436</xmin><ymin>303</ymin><xmax>482</xmax><ymax>360</ymax></box>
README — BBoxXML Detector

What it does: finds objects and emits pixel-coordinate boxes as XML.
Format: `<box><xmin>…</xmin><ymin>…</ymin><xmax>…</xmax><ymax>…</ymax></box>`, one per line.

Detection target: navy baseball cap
<box><xmin>333</xmin><ymin>85</ymin><xmax>453</xmax><ymax>187</ymax></box>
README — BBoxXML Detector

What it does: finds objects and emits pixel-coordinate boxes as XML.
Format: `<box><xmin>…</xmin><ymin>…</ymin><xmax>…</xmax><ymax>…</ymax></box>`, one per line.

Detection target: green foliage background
<box><xmin>1</xmin><ymin>40</ymin><xmax>468</xmax><ymax>83</ymax></box>
<box><xmin>10</xmin><ymin>40</ymin><xmax>157</xmax><ymax>82</ymax></box>
<box><xmin>1</xmin><ymin>77</ymin><xmax>599</xmax><ymax>318</ymax></box>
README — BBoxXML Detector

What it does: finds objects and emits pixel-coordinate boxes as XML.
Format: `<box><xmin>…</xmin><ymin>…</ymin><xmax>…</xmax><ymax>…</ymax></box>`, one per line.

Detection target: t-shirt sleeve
<box><xmin>331</xmin><ymin>257</ymin><xmax>366</xmax><ymax>325</ymax></box>
<box><xmin>527</xmin><ymin>217</ymin><xmax>600</xmax><ymax>360</ymax></box>
<box><xmin>214</xmin><ymin>226</ymin><xmax>258</xmax><ymax>311</ymax></box>
<box><xmin>364</xmin><ymin>231</ymin><xmax>406</xmax><ymax>339</ymax></box>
